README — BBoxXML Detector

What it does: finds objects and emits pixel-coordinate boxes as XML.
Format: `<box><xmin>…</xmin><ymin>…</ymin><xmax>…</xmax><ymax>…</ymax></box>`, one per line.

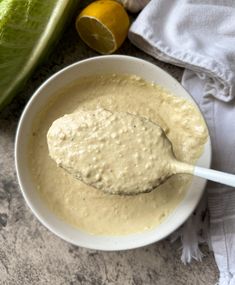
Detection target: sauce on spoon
<box><xmin>47</xmin><ymin>108</ymin><xmax>192</xmax><ymax>195</ymax></box>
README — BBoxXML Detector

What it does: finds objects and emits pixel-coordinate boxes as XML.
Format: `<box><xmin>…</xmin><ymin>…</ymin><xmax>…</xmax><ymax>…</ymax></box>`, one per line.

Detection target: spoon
<box><xmin>47</xmin><ymin>108</ymin><xmax>235</xmax><ymax>195</ymax></box>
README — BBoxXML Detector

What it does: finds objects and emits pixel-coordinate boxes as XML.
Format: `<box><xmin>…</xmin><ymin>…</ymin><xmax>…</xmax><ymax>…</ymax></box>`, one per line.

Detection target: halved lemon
<box><xmin>76</xmin><ymin>0</ymin><xmax>130</xmax><ymax>54</ymax></box>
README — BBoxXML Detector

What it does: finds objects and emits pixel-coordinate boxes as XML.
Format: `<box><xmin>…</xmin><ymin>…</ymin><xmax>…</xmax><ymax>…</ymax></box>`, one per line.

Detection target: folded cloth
<box><xmin>129</xmin><ymin>1</ymin><xmax>235</xmax><ymax>284</ymax></box>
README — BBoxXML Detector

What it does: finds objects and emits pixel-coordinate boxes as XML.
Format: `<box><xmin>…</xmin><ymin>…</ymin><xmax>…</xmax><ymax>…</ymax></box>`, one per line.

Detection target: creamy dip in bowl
<box><xmin>15</xmin><ymin>55</ymin><xmax>211</xmax><ymax>250</ymax></box>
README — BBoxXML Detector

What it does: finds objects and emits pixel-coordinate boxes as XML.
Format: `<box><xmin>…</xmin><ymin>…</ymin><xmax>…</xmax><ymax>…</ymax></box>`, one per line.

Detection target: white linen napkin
<box><xmin>128</xmin><ymin>1</ymin><xmax>235</xmax><ymax>284</ymax></box>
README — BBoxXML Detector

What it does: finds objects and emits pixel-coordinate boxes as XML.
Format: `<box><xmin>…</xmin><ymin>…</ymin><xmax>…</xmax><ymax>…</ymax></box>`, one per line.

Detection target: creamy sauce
<box><xmin>29</xmin><ymin>74</ymin><xmax>208</xmax><ymax>235</ymax></box>
<box><xmin>47</xmin><ymin>109</ymin><xmax>177</xmax><ymax>194</ymax></box>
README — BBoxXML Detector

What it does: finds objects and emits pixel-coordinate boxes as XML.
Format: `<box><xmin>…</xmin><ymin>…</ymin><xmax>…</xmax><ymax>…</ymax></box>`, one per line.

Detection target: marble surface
<box><xmin>0</xmin><ymin>11</ymin><xmax>218</xmax><ymax>285</ymax></box>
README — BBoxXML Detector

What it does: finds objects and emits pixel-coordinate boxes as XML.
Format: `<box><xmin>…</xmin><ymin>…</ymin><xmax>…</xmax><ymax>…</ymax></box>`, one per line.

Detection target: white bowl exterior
<box><xmin>15</xmin><ymin>55</ymin><xmax>211</xmax><ymax>250</ymax></box>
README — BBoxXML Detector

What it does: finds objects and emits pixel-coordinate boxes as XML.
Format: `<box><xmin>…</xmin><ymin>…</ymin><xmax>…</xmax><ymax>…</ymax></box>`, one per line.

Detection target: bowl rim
<box><xmin>15</xmin><ymin>55</ymin><xmax>212</xmax><ymax>250</ymax></box>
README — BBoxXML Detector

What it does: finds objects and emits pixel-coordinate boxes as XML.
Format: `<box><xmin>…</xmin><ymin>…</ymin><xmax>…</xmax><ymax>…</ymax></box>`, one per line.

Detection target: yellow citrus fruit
<box><xmin>76</xmin><ymin>0</ymin><xmax>130</xmax><ymax>54</ymax></box>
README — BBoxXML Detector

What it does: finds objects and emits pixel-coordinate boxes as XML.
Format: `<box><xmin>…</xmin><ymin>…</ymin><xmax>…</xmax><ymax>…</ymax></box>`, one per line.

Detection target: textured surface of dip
<box><xmin>47</xmin><ymin>109</ymin><xmax>176</xmax><ymax>195</ymax></box>
<box><xmin>29</xmin><ymin>74</ymin><xmax>208</xmax><ymax>235</ymax></box>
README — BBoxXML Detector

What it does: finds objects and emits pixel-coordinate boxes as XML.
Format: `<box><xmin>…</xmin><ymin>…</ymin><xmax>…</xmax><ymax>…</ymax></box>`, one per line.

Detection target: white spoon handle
<box><xmin>193</xmin><ymin>166</ymin><xmax>235</xmax><ymax>187</ymax></box>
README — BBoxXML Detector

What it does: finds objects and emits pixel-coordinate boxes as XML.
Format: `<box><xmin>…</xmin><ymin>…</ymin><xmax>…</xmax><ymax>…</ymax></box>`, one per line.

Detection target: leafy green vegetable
<box><xmin>0</xmin><ymin>0</ymin><xmax>78</xmax><ymax>110</ymax></box>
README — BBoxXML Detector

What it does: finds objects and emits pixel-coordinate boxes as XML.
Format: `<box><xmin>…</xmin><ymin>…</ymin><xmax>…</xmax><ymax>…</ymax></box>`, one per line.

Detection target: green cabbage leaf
<box><xmin>0</xmin><ymin>0</ymin><xmax>78</xmax><ymax>110</ymax></box>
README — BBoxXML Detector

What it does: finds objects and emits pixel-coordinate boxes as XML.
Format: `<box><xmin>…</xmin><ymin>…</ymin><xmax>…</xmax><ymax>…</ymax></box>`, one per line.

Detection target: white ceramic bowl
<box><xmin>15</xmin><ymin>55</ymin><xmax>211</xmax><ymax>250</ymax></box>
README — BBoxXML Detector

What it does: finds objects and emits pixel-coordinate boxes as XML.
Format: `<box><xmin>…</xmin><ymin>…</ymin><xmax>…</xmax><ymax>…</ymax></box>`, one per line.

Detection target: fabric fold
<box><xmin>129</xmin><ymin>0</ymin><xmax>235</xmax><ymax>102</ymax></box>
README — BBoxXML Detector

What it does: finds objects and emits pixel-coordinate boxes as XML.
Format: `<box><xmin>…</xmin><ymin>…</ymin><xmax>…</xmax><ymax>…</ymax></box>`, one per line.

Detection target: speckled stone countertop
<box><xmin>0</xmin><ymin>8</ymin><xmax>218</xmax><ymax>285</ymax></box>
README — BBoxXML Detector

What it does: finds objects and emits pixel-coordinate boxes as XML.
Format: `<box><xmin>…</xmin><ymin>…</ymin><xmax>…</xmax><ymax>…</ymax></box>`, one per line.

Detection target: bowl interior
<box><xmin>15</xmin><ymin>55</ymin><xmax>211</xmax><ymax>250</ymax></box>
